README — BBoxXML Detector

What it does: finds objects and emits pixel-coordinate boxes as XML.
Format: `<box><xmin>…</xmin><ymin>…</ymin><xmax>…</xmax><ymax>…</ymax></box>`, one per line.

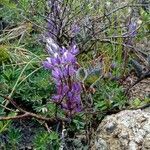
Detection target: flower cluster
<box><xmin>46</xmin><ymin>0</ymin><xmax>80</xmax><ymax>46</ymax></box>
<box><xmin>47</xmin><ymin>0</ymin><xmax>62</xmax><ymax>41</ymax></box>
<box><xmin>43</xmin><ymin>44</ymin><xmax>82</xmax><ymax>116</ymax></box>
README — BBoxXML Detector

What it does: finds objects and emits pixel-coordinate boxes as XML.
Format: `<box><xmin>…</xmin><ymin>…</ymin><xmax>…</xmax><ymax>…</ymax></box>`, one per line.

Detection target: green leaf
<box><xmin>0</xmin><ymin>120</ymin><xmax>11</xmax><ymax>133</ymax></box>
<box><xmin>0</xmin><ymin>0</ymin><xmax>16</xmax><ymax>9</ymax></box>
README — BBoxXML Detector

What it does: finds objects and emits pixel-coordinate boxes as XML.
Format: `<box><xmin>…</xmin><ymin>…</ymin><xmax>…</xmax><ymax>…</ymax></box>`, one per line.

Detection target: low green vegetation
<box><xmin>0</xmin><ymin>0</ymin><xmax>149</xmax><ymax>149</ymax></box>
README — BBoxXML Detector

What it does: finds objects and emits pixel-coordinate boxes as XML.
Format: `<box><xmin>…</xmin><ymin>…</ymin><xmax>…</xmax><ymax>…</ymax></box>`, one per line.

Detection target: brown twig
<box><xmin>0</xmin><ymin>113</ymin><xmax>30</xmax><ymax>121</ymax></box>
<box><xmin>0</xmin><ymin>94</ymin><xmax>69</xmax><ymax>122</ymax></box>
<box><xmin>0</xmin><ymin>104</ymin><xmax>17</xmax><ymax>113</ymax></box>
<box><xmin>0</xmin><ymin>93</ymin><xmax>149</xmax><ymax>122</ymax></box>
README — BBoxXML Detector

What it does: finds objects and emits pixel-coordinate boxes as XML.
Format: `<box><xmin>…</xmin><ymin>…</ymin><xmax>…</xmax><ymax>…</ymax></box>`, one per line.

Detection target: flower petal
<box><xmin>70</xmin><ymin>45</ymin><xmax>79</xmax><ymax>55</ymax></box>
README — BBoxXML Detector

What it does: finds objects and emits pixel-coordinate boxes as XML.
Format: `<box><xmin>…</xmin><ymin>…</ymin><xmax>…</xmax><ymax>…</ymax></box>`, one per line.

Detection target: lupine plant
<box><xmin>43</xmin><ymin>41</ymin><xmax>82</xmax><ymax>117</ymax></box>
<box><xmin>43</xmin><ymin>0</ymin><xmax>84</xmax><ymax>118</ymax></box>
<box><xmin>46</xmin><ymin>0</ymin><xmax>80</xmax><ymax>46</ymax></box>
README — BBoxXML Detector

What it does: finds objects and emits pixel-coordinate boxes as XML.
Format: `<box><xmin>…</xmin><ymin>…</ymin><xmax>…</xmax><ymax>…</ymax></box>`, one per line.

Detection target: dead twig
<box><xmin>0</xmin><ymin>94</ymin><xmax>69</xmax><ymax>122</ymax></box>
<box><xmin>0</xmin><ymin>104</ymin><xmax>17</xmax><ymax>113</ymax></box>
<box><xmin>0</xmin><ymin>113</ymin><xmax>30</xmax><ymax>121</ymax></box>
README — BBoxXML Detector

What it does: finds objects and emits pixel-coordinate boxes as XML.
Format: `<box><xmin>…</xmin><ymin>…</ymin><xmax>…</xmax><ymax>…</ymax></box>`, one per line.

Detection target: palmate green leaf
<box><xmin>33</xmin><ymin>131</ymin><xmax>60</xmax><ymax>150</ymax></box>
<box><xmin>73</xmin><ymin>117</ymin><xmax>85</xmax><ymax>130</ymax></box>
<box><xmin>8</xmin><ymin>127</ymin><xmax>22</xmax><ymax>146</ymax></box>
<box><xmin>48</xmin><ymin>131</ymin><xmax>59</xmax><ymax>141</ymax></box>
<box><xmin>93</xmin><ymin>80</ymin><xmax>127</xmax><ymax>111</ymax></box>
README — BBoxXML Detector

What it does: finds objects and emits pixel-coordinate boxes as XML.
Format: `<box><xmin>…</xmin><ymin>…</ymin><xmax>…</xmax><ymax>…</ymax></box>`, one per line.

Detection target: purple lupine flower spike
<box><xmin>46</xmin><ymin>0</ymin><xmax>62</xmax><ymax>42</ymax></box>
<box><xmin>43</xmin><ymin>44</ymin><xmax>82</xmax><ymax>115</ymax></box>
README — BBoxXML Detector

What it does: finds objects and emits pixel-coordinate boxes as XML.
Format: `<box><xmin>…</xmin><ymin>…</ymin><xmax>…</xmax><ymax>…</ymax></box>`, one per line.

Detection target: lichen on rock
<box><xmin>92</xmin><ymin>109</ymin><xmax>150</xmax><ymax>150</ymax></box>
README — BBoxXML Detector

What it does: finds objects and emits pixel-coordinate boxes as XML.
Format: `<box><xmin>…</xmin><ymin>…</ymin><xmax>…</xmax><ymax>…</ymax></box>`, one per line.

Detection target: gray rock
<box><xmin>142</xmin><ymin>134</ymin><xmax>150</xmax><ymax>150</ymax></box>
<box><xmin>92</xmin><ymin>109</ymin><xmax>150</xmax><ymax>150</ymax></box>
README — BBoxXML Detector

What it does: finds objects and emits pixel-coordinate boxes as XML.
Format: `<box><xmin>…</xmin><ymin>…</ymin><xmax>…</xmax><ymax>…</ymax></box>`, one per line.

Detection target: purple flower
<box><xmin>62</xmin><ymin>51</ymin><xmax>76</xmax><ymax>63</ymax></box>
<box><xmin>43</xmin><ymin>44</ymin><xmax>82</xmax><ymax>115</ymax></box>
<box><xmin>43</xmin><ymin>1</ymin><xmax>82</xmax><ymax>116</ymax></box>
<box><xmin>42</xmin><ymin>61</ymin><xmax>53</xmax><ymax>69</ymax></box>
<box><xmin>52</xmin><ymin>67</ymin><xmax>63</xmax><ymax>79</ymax></box>
<box><xmin>59</xmin><ymin>47</ymin><xmax>67</xmax><ymax>55</ymax></box>
<box><xmin>52</xmin><ymin>95</ymin><xmax>62</xmax><ymax>102</ymax></box>
<box><xmin>70</xmin><ymin>45</ymin><xmax>79</xmax><ymax>55</ymax></box>
<box><xmin>68</xmin><ymin>65</ymin><xmax>76</xmax><ymax>76</ymax></box>
<box><xmin>72</xmin><ymin>82</ymin><xmax>82</xmax><ymax>93</ymax></box>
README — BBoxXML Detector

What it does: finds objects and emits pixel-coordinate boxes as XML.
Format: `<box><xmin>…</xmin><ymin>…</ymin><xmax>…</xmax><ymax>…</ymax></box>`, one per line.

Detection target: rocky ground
<box><xmin>92</xmin><ymin>109</ymin><xmax>150</xmax><ymax>150</ymax></box>
<box><xmin>123</xmin><ymin>75</ymin><xmax>150</xmax><ymax>100</ymax></box>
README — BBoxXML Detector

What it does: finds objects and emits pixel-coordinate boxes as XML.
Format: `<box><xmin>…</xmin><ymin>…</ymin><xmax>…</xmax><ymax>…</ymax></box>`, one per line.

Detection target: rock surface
<box><xmin>123</xmin><ymin>76</ymin><xmax>150</xmax><ymax>100</ymax></box>
<box><xmin>92</xmin><ymin>109</ymin><xmax>150</xmax><ymax>150</ymax></box>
